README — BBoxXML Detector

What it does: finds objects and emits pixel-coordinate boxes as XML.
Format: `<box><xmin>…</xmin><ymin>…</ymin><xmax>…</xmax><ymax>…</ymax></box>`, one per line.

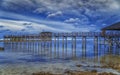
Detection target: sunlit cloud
<box><xmin>47</xmin><ymin>11</ymin><xmax>63</xmax><ymax>18</ymax></box>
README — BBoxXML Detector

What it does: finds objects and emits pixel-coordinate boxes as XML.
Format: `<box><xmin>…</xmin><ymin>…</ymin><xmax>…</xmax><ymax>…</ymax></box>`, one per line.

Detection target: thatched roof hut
<box><xmin>102</xmin><ymin>22</ymin><xmax>120</xmax><ymax>31</ymax></box>
<box><xmin>101</xmin><ymin>22</ymin><xmax>120</xmax><ymax>36</ymax></box>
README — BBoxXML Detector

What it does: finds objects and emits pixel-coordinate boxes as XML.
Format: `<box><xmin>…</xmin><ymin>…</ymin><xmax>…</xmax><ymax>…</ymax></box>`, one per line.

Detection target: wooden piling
<box><xmin>82</xmin><ymin>36</ymin><xmax>86</xmax><ymax>59</ymax></box>
<box><xmin>65</xmin><ymin>36</ymin><xmax>67</xmax><ymax>58</ymax></box>
<box><xmin>57</xmin><ymin>36</ymin><xmax>59</xmax><ymax>58</ymax></box>
<box><xmin>54</xmin><ymin>36</ymin><xmax>56</xmax><ymax>58</ymax></box>
<box><xmin>62</xmin><ymin>36</ymin><xmax>65</xmax><ymax>58</ymax></box>
<box><xmin>94</xmin><ymin>36</ymin><xmax>98</xmax><ymax>58</ymax></box>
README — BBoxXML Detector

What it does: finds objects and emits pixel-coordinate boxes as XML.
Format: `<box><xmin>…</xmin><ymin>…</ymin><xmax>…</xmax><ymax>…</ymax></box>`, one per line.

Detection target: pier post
<box><xmin>62</xmin><ymin>36</ymin><xmax>65</xmax><ymax>58</ymax></box>
<box><xmin>50</xmin><ymin>40</ymin><xmax>52</xmax><ymax>58</ymax></box>
<box><xmin>103</xmin><ymin>36</ymin><xmax>106</xmax><ymax>55</ymax></box>
<box><xmin>115</xmin><ymin>37</ymin><xmax>120</xmax><ymax>55</ymax></box>
<box><xmin>6</xmin><ymin>36</ymin><xmax>8</xmax><ymax>51</ymax></box>
<box><xmin>108</xmin><ymin>37</ymin><xmax>113</xmax><ymax>55</ymax></box>
<box><xmin>23</xmin><ymin>36</ymin><xmax>26</xmax><ymax>52</ymax></box>
<box><xmin>65</xmin><ymin>36</ymin><xmax>67</xmax><ymax>58</ymax></box>
<box><xmin>74</xmin><ymin>36</ymin><xmax>76</xmax><ymax>58</ymax></box>
<box><xmin>16</xmin><ymin>37</ymin><xmax>19</xmax><ymax>52</ymax></box>
<box><xmin>5</xmin><ymin>36</ymin><xmax>9</xmax><ymax>51</ymax></box>
<box><xmin>29</xmin><ymin>36</ymin><xmax>32</xmax><ymax>53</ymax></box>
<box><xmin>36</xmin><ymin>36</ymin><xmax>40</xmax><ymax>55</ymax></box>
<box><xmin>12</xmin><ymin>36</ymin><xmax>15</xmax><ymax>52</ymax></box>
<box><xmin>99</xmin><ymin>37</ymin><xmax>102</xmax><ymax>56</ymax></box>
<box><xmin>4</xmin><ymin>36</ymin><xmax>7</xmax><ymax>50</ymax></box>
<box><xmin>38</xmin><ymin>36</ymin><xmax>40</xmax><ymax>55</ymax></box>
<box><xmin>41</xmin><ymin>40</ymin><xmax>43</xmax><ymax>56</ymax></box>
<box><xmin>72</xmin><ymin>36</ymin><xmax>73</xmax><ymax>58</ymax></box>
<box><xmin>32</xmin><ymin>36</ymin><xmax>34</xmax><ymax>54</ymax></box>
<box><xmin>72</xmin><ymin>36</ymin><xmax>77</xmax><ymax>58</ymax></box>
<box><xmin>11</xmin><ymin>36</ymin><xmax>13</xmax><ymax>52</ymax></box>
<box><xmin>82</xmin><ymin>36</ymin><xmax>86</xmax><ymax>59</ymax></box>
<box><xmin>57</xmin><ymin>36</ymin><xmax>59</xmax><ymax>58</ymax></box>
<box><xmin>34</xmin><ymin>35</ymin><xmax>36</xmax><ymax>54</ymax></box>
<box><xmin>54</xmin><ymin>36</ymin><xmax>56</xmax><ymax>58</ymax></box>
<box><xmin>27</xmin><ymin>36</ymin><xmax>28</xmax><ymax>52</ymax></box>
<box><xmin>94</xmin><ymin>36</ymin><xmax>98</xmax><ymax>60</ymax></box>
<box><xmin>28</xmin><ymin>35</ymin><xmax>30</xmax><ymax>53</ymax></box>
<box><xmin>43</xmin><ymin>41</ymin><xmax>45</xmax><ymax>56</ymax></box>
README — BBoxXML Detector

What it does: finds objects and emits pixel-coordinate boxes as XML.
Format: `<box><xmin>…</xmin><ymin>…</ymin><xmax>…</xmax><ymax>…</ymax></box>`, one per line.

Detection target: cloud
<box><xmin>0</xmin><ymin>0</ymin><xmax>120</xmax><ymax>32</ymax></box>
<box><xmin>0</xmin><ymin>19</ymin><xmax>25</xmax><ymax>31</ymax></box>
<box><xmin>0</xmin><ymin>19</ymin><xmax>80</xmax><ymax>33</ymax></box>
<box><xmin>0</xmin><ymin>11</ymin><xmax>81</xmax><ymax>31</ymax></box>
<box><xmin>33</xmin><ymin>8</ymin><xmax>46</xmax><ymax>14</ymax></box>
<box><xmin>0</xmin><ymin>10</ymin><xmax>104</xmax><ymax>33</ymax></box>
<box><xmin>0</xmin><ymin>18</ymin><xmax>96</xmax><ymax>38</ymax></box>
<box><xmin>1</xmin><ymin>0</ymin><xmax>36</xmax><ymax>11</ymax></box>
<box><xmin>64</xmin><ymin>16</ymin><xmax>90</xmax><ymax>28</ymax></box>
<box><xmin>109</xmin><ymin>1</ymin><xmax>120</xmax><ymax>10</ymax></box>
<box><xmin>0</xmin><ymin>25</ymin><xmax>4</xmax><ymax>28</ymax></box>
<box><xmin>47</xmin><ymin>11</ymin><xmax>62</xmax><ymax>18</ymax></box>
<box><xmin>65</xmin><ymin>18</ymin><xmax>80</xmax><ymax>23</ymax></box>
<box><xmin>1</xmin><ymin>0</ymin><xmax>120</xmax><ymax>14</ymax></box>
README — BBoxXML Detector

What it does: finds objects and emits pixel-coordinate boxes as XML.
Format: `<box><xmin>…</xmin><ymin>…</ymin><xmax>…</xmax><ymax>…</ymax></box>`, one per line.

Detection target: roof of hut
<box><xmin>40</xmin><ymin>32</ymin><xmax>52</xmax><ymax>34</ymax></box>
<box><xmin>102</xmin><ymin>22</ymin><xmax>120</xmax><ymax>30</ymax></box>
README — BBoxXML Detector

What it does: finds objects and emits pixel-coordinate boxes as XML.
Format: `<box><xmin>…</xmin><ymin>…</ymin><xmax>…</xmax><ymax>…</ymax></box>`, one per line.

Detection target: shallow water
<box><xmin>0</xmin><ymin>51</ymin><xmax>120</xmax><ymax>75</ymax></box>
<box><xmin>0</xmin><ymin>39</ymin><xmax>119</xmax><ymax>75</ymax></box>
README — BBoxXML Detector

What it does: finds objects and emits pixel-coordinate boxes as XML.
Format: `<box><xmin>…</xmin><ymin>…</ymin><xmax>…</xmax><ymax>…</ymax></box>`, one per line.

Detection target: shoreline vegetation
<box><xmin>100</xmin><ymin>55</ymin><xmax>120</xmax><ymax>72</ymax></box>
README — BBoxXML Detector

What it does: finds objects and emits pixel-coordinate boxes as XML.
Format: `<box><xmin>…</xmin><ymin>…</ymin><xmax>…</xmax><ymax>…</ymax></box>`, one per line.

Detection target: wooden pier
<box><xmin>0</xmin><ymin>22</ymin><xmax>119</xmax><ymax>59</ymax></box>
<box><xmin>3</xmin><ymin>32</ymin><xmax>120</xmax><ymax>59</ymax></box>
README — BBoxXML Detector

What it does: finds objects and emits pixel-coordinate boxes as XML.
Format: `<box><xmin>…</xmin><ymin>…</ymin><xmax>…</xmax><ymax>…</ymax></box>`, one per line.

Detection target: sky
<box><xmin>0</xmin><ymin>0</ymin><xmax>120</xmax><ymax>38</ymax></box>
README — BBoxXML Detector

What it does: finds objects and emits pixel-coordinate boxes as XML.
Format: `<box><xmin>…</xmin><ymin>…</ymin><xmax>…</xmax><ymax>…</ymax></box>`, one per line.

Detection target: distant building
<box><xmin>40</xmin><ymin>32</ymin><xmax>52</xmax><ymax>41</ymax></box>
<box><xmin>0</xmin><ymin>47</ymin><xmax>4</xmax><ymax>51</ymax></box>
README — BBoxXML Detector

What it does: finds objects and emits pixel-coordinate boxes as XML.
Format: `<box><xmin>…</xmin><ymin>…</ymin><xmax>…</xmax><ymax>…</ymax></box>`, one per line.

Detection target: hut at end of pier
<box><xmin>101</xmin><ymin>22</ymin><xmax>120</xmax><ymax>36</ymax></box>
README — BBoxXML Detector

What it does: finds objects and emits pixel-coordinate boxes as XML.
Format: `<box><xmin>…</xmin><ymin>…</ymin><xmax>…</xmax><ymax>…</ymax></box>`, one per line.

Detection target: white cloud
<box><xmin>90</xmin><ymin>24</ymin><xmax>96</xmax><ymax>27</ymax></box>
<box><xmin>0</xmin><ymin>19</ymin><xmax>27</xmax><ymax>32</ymax></box>
<box><xmin>65</xmin><ymin>18</ymin><xmax>80</xmax><ymax>23</ymax></box>
<box><xmin>47</xmin><ymin>11</ymin><xmax>62</xmax><ymax>18</ymax></box>
<box><xmin>33</xmin><ymin>8</ymin><xmax>46</xmax><ymax>14</ymax></box>
<box><xmin>109</xmin><ymin>1</ymin><xmax>120</xmax><ymax>10</ymax></box>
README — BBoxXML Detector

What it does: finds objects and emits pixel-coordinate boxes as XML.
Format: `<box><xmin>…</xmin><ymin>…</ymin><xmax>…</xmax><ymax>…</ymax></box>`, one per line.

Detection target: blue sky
<box><xmin>0</xmin><ymin>0</ymin><xmax>120</xmax><ymax>38</ymax></box>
